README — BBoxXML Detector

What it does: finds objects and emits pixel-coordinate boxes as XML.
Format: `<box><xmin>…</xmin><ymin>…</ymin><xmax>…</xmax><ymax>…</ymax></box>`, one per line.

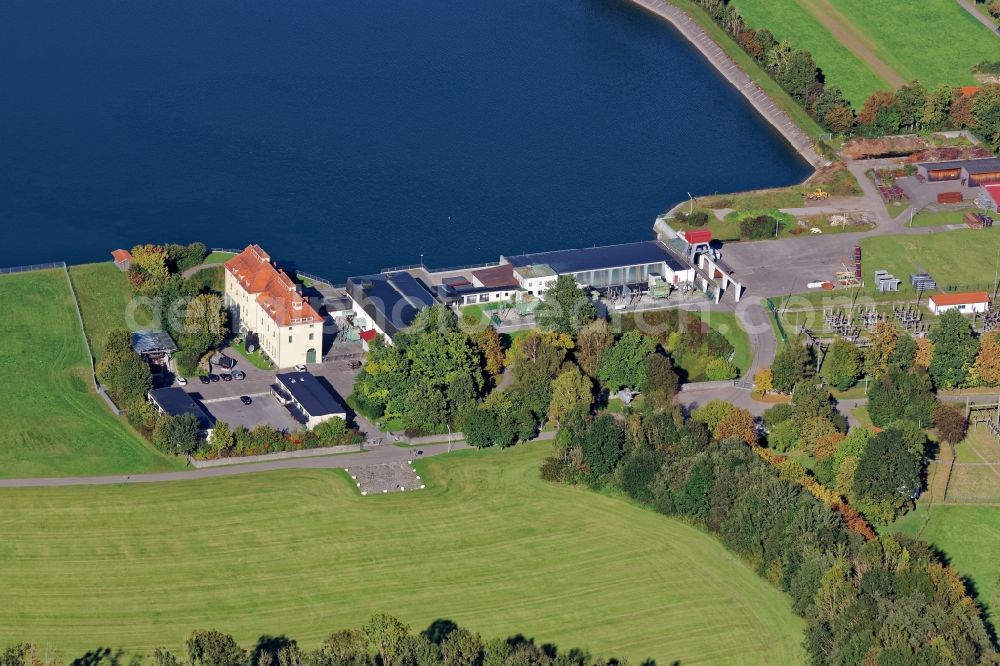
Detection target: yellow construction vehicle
<box><xmin>804</xmin><ymin>187</ymin><xmax>829</xmax><ymax>201</ymax></box>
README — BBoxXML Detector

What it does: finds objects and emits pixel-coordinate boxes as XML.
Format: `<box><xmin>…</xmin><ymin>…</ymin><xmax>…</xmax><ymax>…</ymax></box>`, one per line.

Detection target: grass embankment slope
<box><xmin>859</xmin><ymin>227</ymin><xmax>1000</xmax><ymax>295</ymax></box>
<box><xmin>0</xmin><ymin>444</ymin><xmax>804</xmax><ymax>663</ymax></box>
<box><xmin>731</xmin><ymin>0</ymin><xmax>1000</xmax><ymax>102</ymax></box>
<box><xmin>668</xmin><ymin>0</ymin><xmax>824</xmax><ymax>139</ymax></box>
<box><xmin>68</xmin><ymin>262</ymin><xmax>135</xmax><ymax>361</ymax></box>
<box><xmin>0</xmin><ymin>269</ymin><xmax>179</xmax><ymax>477</ymax></box>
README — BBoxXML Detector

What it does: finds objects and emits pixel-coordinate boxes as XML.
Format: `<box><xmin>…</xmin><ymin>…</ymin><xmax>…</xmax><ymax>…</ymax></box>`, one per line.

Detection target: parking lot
<box><xmin>174</xmin><ymin>341</ymin><xmax>366</xmax><ymax>433</ymax></box>
<box><xmin>202</xmin><ymin>393</ymin><xmax>298</xmax><ymax>431</ymax></box>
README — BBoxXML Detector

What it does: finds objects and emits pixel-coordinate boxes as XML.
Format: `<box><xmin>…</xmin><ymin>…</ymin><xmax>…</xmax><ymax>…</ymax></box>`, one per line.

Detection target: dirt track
<box><xmin>798</xmin><ymin>0</ymin><xmax>906</xmax><ymax>89</ymax></box>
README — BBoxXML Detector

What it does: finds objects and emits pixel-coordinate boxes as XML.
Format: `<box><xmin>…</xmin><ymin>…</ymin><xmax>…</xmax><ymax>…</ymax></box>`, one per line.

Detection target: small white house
<box><xmin>928</xmin><ymin>292</ymin><xmax>991</xmax><ymax>315</ymax></box>
<box><xmin>274</xmin><ymin>371</ymin><xmax>347</xmax><ymax>429</ymax></box>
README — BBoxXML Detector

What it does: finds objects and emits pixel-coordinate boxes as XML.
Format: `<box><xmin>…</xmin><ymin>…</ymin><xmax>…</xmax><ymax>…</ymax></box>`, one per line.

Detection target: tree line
<box><xmin>541</xmin><ymin>397</ymin><xmax>995</xmax><ymax>664</ymax></box>
<box><xmin>0</xmin><ymin>614</ymin><xmax>643</xmax><ymax>666</ymax></box>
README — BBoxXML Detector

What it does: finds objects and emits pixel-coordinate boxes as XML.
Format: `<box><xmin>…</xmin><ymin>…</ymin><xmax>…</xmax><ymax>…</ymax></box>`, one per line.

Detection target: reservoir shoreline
<box><xmin>629</xmin><ymin>0</ymin><xmax>827</xmax><ymax>170</ymax></box>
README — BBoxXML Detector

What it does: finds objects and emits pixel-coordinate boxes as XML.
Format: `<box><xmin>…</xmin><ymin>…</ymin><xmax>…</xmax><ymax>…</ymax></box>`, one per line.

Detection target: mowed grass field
<box><xmin>831</xmin><ymin>0</ymin><xmax>1000</xmax><ymax>88</ymax></box>
<box><xmin>733</xmin><ymin>0</ymin><xmax>887</xmax><ymax>105</ymax></box>
<box><xmin>859</xmin><ymin>228</ymin><xmax>1000</xmax><ymax>295</ymax></box>
<box><xmin>0</xmin><ymin>444</ymin><xmax>805</xmax><ymax>663</ymax></box>
<box><xmin>732</xmin><ymin>0</ymin><xmax>1000</xmax><ymax>103</ymax></box>
<box><xmin>893</xmin><ymin>504</ymin><xmax>1000</xmax><ymax>624</ymax></box>
<box><xmin>0</xmin><ymin>269</ymin><xmax>181</xmax><ymax>477</ymax></box>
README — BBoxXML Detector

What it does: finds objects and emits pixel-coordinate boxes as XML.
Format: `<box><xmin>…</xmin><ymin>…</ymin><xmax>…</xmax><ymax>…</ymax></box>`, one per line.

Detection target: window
<box><xmin>479</xmin><ymin>294</ymin><xmax>489</xmax><ymax>303</ymax></box>
<box><xmin>288</xmin><ymin>335</ymin><xmax>293</xmax><ymax>343</ymax></box>
<box><xmin>309</xmin><ymin>333</ymin><xmax>314</xmax><ymax>340</ymax></box>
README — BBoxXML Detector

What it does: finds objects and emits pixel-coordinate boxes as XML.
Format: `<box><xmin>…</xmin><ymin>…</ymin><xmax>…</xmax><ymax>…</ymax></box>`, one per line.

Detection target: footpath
<box><xmin>630</xmin><ymin>0</ymin><xmax>827</xmax><ymax>169</ymax></box>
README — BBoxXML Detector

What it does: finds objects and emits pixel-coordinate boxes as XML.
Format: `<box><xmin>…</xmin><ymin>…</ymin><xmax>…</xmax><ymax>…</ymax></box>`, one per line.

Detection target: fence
<box><xmin>765</xmin><ymin>298</ymin><xmax>788</xmax><ymax>343</ymax></box>
<box><xmin>0</xmin><ymin>261</ymin><xmax>66</xmax><ymax>275</ymax></box>
<box><xmin>62</xmin><ymin>265</ymin><xmax>99</xmax><ymax>392</ymax></box>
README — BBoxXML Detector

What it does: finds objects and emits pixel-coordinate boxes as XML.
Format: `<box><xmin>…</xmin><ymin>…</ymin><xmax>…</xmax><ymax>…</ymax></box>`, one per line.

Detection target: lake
<box><xmin>0</xmin><ymin>0</ymin><xmax>810</xmax><ymax>280</ymax></box>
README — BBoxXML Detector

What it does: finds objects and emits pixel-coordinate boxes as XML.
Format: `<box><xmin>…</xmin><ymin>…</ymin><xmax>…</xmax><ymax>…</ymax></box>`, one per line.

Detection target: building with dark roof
<box><xmin>917</xmin><ymin>158</ymin><xmax>1000</xmax><ymax>186</ymax></box>
<box><xmin>345</xmin><ymin>272</ymin><xmax>441</xmax><ymax>342</ymax></box>
<box><xmin>132</xmin><ymin>329</ymin><xmax>178</xmax><ymax>372</ymax></box>
<box><xmin>274</xmin><ymin>371</ymin><xmax>347</xmax><ymax>428</ymax></box>
<box><xmin>148</xmin><ymin>387</ymin><xmax>214</xmax><ymax>432</ymax></box>
<box><xmin>501</xmin><ymin>240</ymin><xmax>694</xmax><ymax>293</ymax></box>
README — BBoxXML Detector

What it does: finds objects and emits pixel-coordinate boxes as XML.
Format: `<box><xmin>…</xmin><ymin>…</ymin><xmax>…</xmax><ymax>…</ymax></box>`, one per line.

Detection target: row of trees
<box><xmin>856</xmin><ymin>81</ymin><xmax>1000</xmax><ymax>148</ymax></box>
<box><xmin>761</xmin><ymin>311</ymin><xmax>998</xmax><ymax>396</ymax></box>
<box><xmin>542</xmin><ymin>404</ymin><xmax>995</xmax><ymax>665</ymax></box>
<box><xmin>1</xmin><ymin>614</ymin><xmax>632</xmax><ymax>666</ymax></box>
<box><xmin>692</xmin><ymin>0</ymin><xmax>1000</xmax><ymax>146</ymax></box>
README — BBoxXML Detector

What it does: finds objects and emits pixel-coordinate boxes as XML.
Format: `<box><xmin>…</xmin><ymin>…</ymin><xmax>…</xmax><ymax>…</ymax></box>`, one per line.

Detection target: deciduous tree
<box><xmin>771</xmin><ymin>339</ymin><xmax>813</xmax><ymax>393</ymax></box>
<box><xmin>596</xmin><ymin>330</ymin><xmax>657</xmax><ymax>391</ymax></box>
<box><xmin>574</xmin><ymin>318</ymin><xmax>615</xmax><ymax>378</ymax></box>
<box><xmin>535</xmin><ymin>275</ymin><xmax>596</xmax><ymax>335</ymax></box>
<box><xmin>547</xmin><ymin>366</ymin><xmax>593</xmax><ymax>426</ymax></box>
<box><xmin>824</xmin><ymin>338</ymin><xmax>862</xmax><ymax>390</ymax></box>
<box><xmin>929</xmin><ymin>310</ymin><xmax>979</xmax><ymax>389</ymax></box>
<box><xmin>714</xmin><ymin>408</ymin><xmax>757</xmax><ymax>445</ymax></box>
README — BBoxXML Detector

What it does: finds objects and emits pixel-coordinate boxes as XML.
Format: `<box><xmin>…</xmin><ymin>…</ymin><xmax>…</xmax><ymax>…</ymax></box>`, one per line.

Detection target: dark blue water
<box><xmin>0</xmin><ymin>0</ymin><xmax>809</xmax><ymax>280</ymax></box>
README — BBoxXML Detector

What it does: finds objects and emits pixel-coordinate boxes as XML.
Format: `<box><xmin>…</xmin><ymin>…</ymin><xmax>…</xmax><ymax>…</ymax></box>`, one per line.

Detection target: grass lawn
<box><xmin>0</xmin><ymin>444</ymin><xmax>805</xmax><ymax>662</ymax></box>
<box><xmin>695</xmin><ymin>309</ymin><xmax>753</xmax><ymax>373</ymax></box>
<box><xmin>232</xmin><ymin>339</ymin><xmax>273</xmax><ymax>371</ymax></box>
<box><xmin>859</xmin><ymin>228</ymin><xmax>1000</xmax><ymax>295</ymax></box>
<box><xmin>203</xmin><ymin>251</ymin><xmax>235</xmax><ymax>265</ymax></box>
<box><xmin>670</xmin><ymin>0</ymin><xmax>825</xmax><ymax>139</ymax></box>
<box><xmin>732</xmin><ymin>0</ymin><xmax>887</xmax><ymax>105</ymax></box>
<box><xmin>0</xmin><ymin>270</ymin><xmax>181</xmax><ymax>478</ymax></box>
<box><xmin>68</xmin><ymin>262</ymin><xmax>148</xmax><ymax>361</ymax></box>
<box><xmin>893</xmin><ymin>503</ymin><xmax>1000</xmax><ymax>624</ymax></box>
<box><xmin>831</xmin><ymin>0</ymin><xmax>1000</xmax><ymax>90</ymax></box>
<box><xmin>908</xmin><ymin>208</ymin><xmax>978</xmax><ymax>229</ymax></box>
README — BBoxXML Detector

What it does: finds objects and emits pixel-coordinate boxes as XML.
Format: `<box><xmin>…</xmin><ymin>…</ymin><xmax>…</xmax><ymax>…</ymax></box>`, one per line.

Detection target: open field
<box><xmin>859</xmin><ymin>228</ymin><xmax>1000</xmax><ymax>295</ymax></box>
<box><xmin>732</xmin><ymin>0</ymin><xmax>1000</xmax><ymax>103</ymax></box>
<box><xmin>0</xmin><ymin>444</ymin><xmax>804</xmax><ymax>662</ymax></box>
<box><xmin>831</xmin><ymin>0</ymin><xmax>1000</xmax><ymax>89</ymax></box>
<box><xmin>732</xmin><ymin>0</ymin><xmax>889</xmax><ymax>104</ymax></box>
<box><xmin>0</xmin><ymin>270</ymin><xmax>180</xmax><ymax>478</ymax></box>
<box><xmin>203</xmin><ymin>251</ymin><xmax>236</xmax><ymax>265</ymax></box>
<box><xmin>893</xmin><ymin>503</ymin><xmax>1000</xmax><ymax>624</ymax></box>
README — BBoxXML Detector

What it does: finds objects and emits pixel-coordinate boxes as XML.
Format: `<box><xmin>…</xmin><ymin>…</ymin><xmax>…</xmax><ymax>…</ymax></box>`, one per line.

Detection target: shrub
<box><xmin>740</xmin><ymin>215</ymin><xmax>779</xmax><ymax>240</ymax></box>
<box><xmin>705</xmin><ymin>357</ymin><xmax>739</xmax><ymax>381</ymax></box>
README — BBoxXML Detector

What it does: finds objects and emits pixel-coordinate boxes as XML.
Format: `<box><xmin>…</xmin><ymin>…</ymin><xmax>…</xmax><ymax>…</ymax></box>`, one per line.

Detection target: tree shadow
<box><xmin>252</xmin><ymin>635</ymin><xmax>297</xmax><ymax>666</ymax></box>
<box><xmin>70</xmin><ymin>648</ymin><xmax>133</xmax><ymax>666</ymax></box>
<box><xmin>422</xmin><ymin>618</ymin><xmax>458</xmax><ymax>644</ymax></box>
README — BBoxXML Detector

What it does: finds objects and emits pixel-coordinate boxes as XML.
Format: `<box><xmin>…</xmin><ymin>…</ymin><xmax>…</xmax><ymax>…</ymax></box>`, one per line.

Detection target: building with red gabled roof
<box><xmin>111</xmin><ymin>248</ymin><xmax>132</xmax><ymax>271</ymax></box>
<box><xmin>928</xmin><ymin>291</ymin><xmax>991</xmax><ymax>315</ymax></box>
<box><xmin>224</xmin><ymin>245</ymin><xmax>324</xmax><ymax>368</ymax></box>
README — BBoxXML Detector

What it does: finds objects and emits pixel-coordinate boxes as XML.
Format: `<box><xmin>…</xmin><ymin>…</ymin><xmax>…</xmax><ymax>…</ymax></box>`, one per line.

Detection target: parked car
<box><xmin>199</xmin><ymin>376</ymin><xmax>210</xmax><ymax>385</ymax></box>
<box><xmin>348</xmin><ymin>360</ymin><xmax>362</xmax><ymax>369</ymax></box>
<box><xmin>220</xmin><ymin>373</ymin><xmax>233</xmax><ymax>382</ymax></box>
<box><xmin>240</xmin><ymin>395</ymin><xmax>252</xmax><ymax>406</ymax></box>
<box><xmin>208</xmin><ymin>374</ymin><xmax>221</xmax><ymax>383</ymax></box>
<box><xmin>215</xmin><ymin>354</ymin><xmax>236</xmax><ymax>370</ymax></box>
<box><xmin>295</xmin><ymin>364</ymin><xmax>307</xmax><ymax>372</ymax></box>
<box><xmin>177</xmin><ymin>376</ymin><xmax>188</xmax><ymax>386</ymax></box>
<box><xmin>233</xmin><ymin>370</ymin><xmax>246</xmax><ymax>380</ymax></box>
<box><xmin>416</xmin><ymin>450</ymin><xmax>424</xmax><ymax>456</ymax></box>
